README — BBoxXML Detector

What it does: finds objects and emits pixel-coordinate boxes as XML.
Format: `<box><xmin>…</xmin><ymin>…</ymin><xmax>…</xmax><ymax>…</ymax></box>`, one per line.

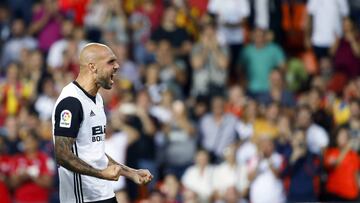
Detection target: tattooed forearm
<box><xmin>105</xmin><ymin>153</ymin><xmax>118</xmax><ymax>166</ymax></box>
<box><xmin>105</xmin><ymin>153</ymin><xmax>133</xmax><ymax>173</ymax></box>
<box><xmin>104</xmin><ymin>153</ymin><xmax>137</xmax><ymax>179</ymax></box>
<box><xmin>55</xmin><ymin>136</ymin><xmax>103</xmax><ymax>179</ymax></box>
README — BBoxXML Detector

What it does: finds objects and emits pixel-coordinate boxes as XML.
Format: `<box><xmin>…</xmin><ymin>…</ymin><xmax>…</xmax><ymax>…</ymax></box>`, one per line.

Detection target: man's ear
<box><xmin>88</xmin><ymin>63</ymin><xmax>97</xmax><ymax>73</ymax></box>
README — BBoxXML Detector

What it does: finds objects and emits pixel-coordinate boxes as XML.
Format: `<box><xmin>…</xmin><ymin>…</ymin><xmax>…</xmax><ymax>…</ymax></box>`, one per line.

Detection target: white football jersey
<box><xmin>52</xmin><ymin>81</ymin><xmax>114</xmax><ymax>203</ymax></box>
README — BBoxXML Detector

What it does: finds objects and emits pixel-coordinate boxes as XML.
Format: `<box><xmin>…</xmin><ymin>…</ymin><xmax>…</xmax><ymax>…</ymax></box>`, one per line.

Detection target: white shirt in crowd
<box><xmin>35</xmin><ymin>94</ymin><xmax>56</xmax><ymax>121</ymax></box>
<box><xmin>254</xmin><ymin>0</ymin><xmax>270</xmax><ymax>29</ymax></box>
<box><xmin>235</xmin><ymin>120</ymin><xmax>253</xmax><ymax>140</ymax></box>
<box><xmin>47</xmin><ymin>39</ymin><xmax>87</xmax><ymax>69</ymax></box>
<box><xmin>105</xmin><ymin>131</ymin><xmax>128</xmax><ymax>192</ymax></box>
<box><xmin>236</xmin><ymin>141</ymin><xmax>257</xmax><ymax>166</ymax></box>
<box><xmin>182</xmin><ymin>165</ymin><xmax>214</xmax><ymax>203</ymax></box>
<box><xmin>306</xmin><ymin>123</ymin><xmax>329</xmax><ymax>155</ymax></box>
<box><xmin>307</xmin><ymin>0</ymin><xmax>349</xmax><ymax>47</ymax></box>
<box><xmin>249</xmin><ymin>153</ymin><xmax>285</xmax><ymax>203</ymax></box>
<box><xmin>207</xmin><ymin>0</ymin><xmax>250</xmax><ymax>45</ymax></box>
<box><xmin>212</xmin><ymin>163</ymin><xmax>249</xmax><ymax>197</ymax></box>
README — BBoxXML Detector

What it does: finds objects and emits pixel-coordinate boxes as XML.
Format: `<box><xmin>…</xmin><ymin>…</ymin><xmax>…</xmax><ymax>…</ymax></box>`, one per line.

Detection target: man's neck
<box><xmin>75</xmin><ymin>76</ymin><xmax>99</xmax><ymax>96</ymax></box>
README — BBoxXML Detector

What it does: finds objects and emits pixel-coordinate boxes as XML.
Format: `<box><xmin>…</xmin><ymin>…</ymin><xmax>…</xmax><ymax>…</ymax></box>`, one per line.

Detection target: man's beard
<box><xmin>97</xmin><ymin>75</ymin><xmax>112</xmax><ymax>90</ymax></box>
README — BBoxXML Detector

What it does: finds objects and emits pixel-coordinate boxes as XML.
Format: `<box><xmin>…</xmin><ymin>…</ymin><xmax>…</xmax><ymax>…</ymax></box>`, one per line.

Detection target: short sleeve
<box><xmin>53</xmin><ymin>97</ymin><xmax>83</xmax><ymax>138</ymax></box>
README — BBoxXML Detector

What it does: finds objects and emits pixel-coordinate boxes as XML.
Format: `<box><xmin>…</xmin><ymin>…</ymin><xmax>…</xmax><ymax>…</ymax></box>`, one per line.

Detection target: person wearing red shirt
<box><xmin>0</xmin><ymin>136</ymin><xmax>11</xmax><ymax>203</ymax></box>
<box><xmin>324</xmin><ymin>126</ymin><xmax>359</xmax><ymax>201</ymax></box>
<box><xmin>10</xmin><ymin>131</ymin><xmax>54</xmax><ymax>203</ymax></box>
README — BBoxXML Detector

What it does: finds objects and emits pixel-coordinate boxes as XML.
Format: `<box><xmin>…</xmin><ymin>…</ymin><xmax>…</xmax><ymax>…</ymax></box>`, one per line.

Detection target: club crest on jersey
<box><xmin>60</xmin><ymin>110</ymin><xmax>72</xmax><ymax>128</ymax></box>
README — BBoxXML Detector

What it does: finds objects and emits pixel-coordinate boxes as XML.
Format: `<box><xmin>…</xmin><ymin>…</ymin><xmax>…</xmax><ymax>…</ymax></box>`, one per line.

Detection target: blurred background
<box><xmin>0</xmin><ymin>0</ymin><xmax>359</xmax><ymax>203</ymax></box>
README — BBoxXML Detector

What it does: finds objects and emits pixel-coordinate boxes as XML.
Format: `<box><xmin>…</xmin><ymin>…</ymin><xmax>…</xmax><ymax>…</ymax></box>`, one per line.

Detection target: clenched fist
<box><xmin>131</xmin><ymin>169</ymin><xmax>153</xmax><ymax>185</ymax></box>
<box><xmin>101</xmin><ymin>165</ymin><xmax>121</xmax><ymax>181</ymax></box>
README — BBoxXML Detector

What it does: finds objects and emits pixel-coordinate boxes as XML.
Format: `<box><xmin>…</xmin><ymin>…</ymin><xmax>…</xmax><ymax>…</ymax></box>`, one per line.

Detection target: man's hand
<box><xmin>101</xmin><ymin>165</ymin><xmax>121</xmax><ymax>181</ymax></box>
<box><xmin>131</xmin><ymin>169</ymin><xmax>153</xmax><ymax>185</ymax></box>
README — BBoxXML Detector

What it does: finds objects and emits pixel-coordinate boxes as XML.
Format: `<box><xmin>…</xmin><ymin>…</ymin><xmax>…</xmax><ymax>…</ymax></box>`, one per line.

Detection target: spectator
<box><xmin>190</xmin><ymin>23</ymin><xmax>229</xmax><ymax>98</ymax></box>
<box><xmin>1</xmin><ymin>18</ymin><xmax>37</xmax><ymax>69</ymax></box>
<box><xmin>240</xmin><ymin>28</ymin><xmax>285</xmax><ymax>99</ymax></box>
<box><xmin>111</xmin><ymin>43</ymin><xmax>142</xmax><ymax>91</ymax></box>
<box><xmin>0</xmin><ymin>63</ymin><xmax>33</xmax><ymax>122</ymax></box>
<box><xmin>83</xmin><ymin>0</ymin><xmax>107</xmax><ymax>42</ymax></box>
<box><xmin>181</xmin><ymin>149</ymin><xmax>214</xmax><ymax>203</ymax></box>
<box><xmin>305</xmin><ymin>0</ymin><xmax>349</xmax><ymax>59</ymax></box>
<box><xmin>274</xmin><ymin>115</ymin><xmax>292</xmax><ymax>158</ymax></box>
<box><xmin>149</xmin><ymin>6</ymin><xmax>192</xmax><ymax>58</ymax></box>
<box><xmin>330</xmin><ymin>17</ymin><xmax>360</xmax><ymax>78</ymax></box>
<box><xmin>9</xmin><ymin>131</ymin><xmax>55</xmax><ymax>203</ymax></box>
<box><xmin>104</xmin><ymin>122</ymin><xmax>133</xmax><ymax>197</ymax></box>
<box><xmin>258</xmin><ymin>69</ymin><xmax>296</xmax><ymax>108</ymax></box>
<box><xmin>248</xmin><ymin>137</ymin><xmax>285</xmax><ymax>203</ymax></box>
<box><xmin>0</xmin><ymin>136</ymin><xmax>11</xmax><ymax>203</ymax></box>
<box><xmin>347</xmin><ymin>99</ymin><xmax>360</xmax><ymax>151</ymax></box>
<box><xmin>249</xmin><ymin>0</ymin><xmax>283</xmax><ymax>43</ymax></box>
<box><xmin>34</xmin><ymin>77</ymin><xmax>57</xmax><ymax>121</ymax></box>
<box><xmin>163</xmin><ymin>100</ymin><xmax>196</xmax><ymax>178</ymax></box>
<box><xmin>155</xmin><ymin>40</ymin><xmax>187</xmax><ymax>99</ymax></box>
<box><xmin>212</xmin><ymin>144</ymin><xmax>249</xmax><ymax>202</ymax></box>
<box><xmin>22</xmin><ymin>49</ymin><xmax>45</xmax><ymax>98</ymax></box>
<box><xmin>120</xmin><ymin>90</ymin><xmax>158</xmax><ymax>198</ymax></box>
<box><xmin>150</xmin><ymin>89</ymin><xmax>173</xmax><ymax>124</ymax></box>
<box><xmin>225</xmin><ymin>85</ymin><xmax>247</xmax><ymax>118</ymax></box>
<box><xmin>47</xmin><ymin>19</ymin><xmax>87</xmax><ymax>71</ymax></box>
<box><xmin>324</xmin><ymin>127</ymin><xmax>359</xmax><ymax>201</ymax></box>
<box><xmin>29</xmin><ymin>0</ymin><xmax>63</xmax><ymax>53</ymax></box>
<box><xmin>159</xmin><ymin>174</ymin><xmax>182</xmax><ymax>203</ymax></box>
<box><xmin>207</xmin><ymin>0</ymin><xmax>250</xmax><ymax>75</ymax></box>
<box><xmin>199</xmin><ymin>96</ymin><xmax>238</xmax><ymax>162</ymax></box>
<box><xmin>307</xmin><ymin>88</ymin><xmax>333</xmax><ymax>133</ymax></box>
<box><xmin>296</xmin><ymin>105</ymin><xmax>329</xmax><ymax>155</ymax></box>
<box><xmin>235</xmin><ymin>100</ymin><xmax>258</xmax><ymax>165</ymax></box>
<box><xmin>129</xmin><ymin>0</ymin><xmax>164</xmax><ymax>65</ymax></box>
<box><xmin>101</xmin><ymin>0</ymin><xmax>128</xmax><ymax>44</ymax></box>
<box><xmin>253</xmin><ymin>102</ymin><xmax>280</xmax><ymax>141</ymax></box>
<box><xmin>282</xmin><ymin>129</ymin><xmax>320</xmax><ymax>202</ymax></box>
<box><xmin>2</xmin><ymin>116</ymin><xmax>21</xmax><ymax>155</ymax></box>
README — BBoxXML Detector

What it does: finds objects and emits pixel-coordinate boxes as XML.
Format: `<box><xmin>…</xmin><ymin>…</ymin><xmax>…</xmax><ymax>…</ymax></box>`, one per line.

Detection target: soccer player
<box><xmin>52</xmin><ymin>43</ymin><xmax>153</xmax><ymax>203</ymax></box>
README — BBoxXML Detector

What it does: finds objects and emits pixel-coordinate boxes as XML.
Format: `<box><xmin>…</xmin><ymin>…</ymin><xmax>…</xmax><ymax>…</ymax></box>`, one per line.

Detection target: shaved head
<box><xmin>77</xmin><ymin>43</ymin><xmax>120</xmax><ymax>90</ymax></box>
<box><xmin>79</xmin><ymin>43</ymin><xmax>113</xmax><ymax>68</ymax></box>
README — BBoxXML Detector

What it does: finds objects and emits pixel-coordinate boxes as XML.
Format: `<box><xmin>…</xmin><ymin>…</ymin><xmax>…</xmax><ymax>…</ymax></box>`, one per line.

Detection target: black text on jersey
<box><xmin>92</xmin><ymin>125</ymin><xmax>106</xmax><ymax>142</ymax></box>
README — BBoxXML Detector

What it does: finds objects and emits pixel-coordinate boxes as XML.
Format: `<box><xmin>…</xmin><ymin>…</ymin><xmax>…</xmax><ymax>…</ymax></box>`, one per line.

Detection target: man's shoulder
<box><xmin>56</xmin><ymin>83</ymin><xmax>81</xmax><ymax>101</ymax></box>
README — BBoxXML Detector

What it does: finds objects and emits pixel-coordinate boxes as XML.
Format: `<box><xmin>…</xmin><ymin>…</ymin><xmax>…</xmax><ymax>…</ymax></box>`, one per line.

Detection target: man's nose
<box><xmin>114</xmin><ymin>63</ymin><xmax>120</xmax><ymax>70</ymax></box>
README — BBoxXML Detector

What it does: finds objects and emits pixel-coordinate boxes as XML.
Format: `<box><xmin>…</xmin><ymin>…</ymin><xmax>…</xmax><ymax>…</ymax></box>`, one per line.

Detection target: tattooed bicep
<box><xmin>55</xmin><ymin>136</ymin><xmax>75</xmax><ymax>154</ymax></box>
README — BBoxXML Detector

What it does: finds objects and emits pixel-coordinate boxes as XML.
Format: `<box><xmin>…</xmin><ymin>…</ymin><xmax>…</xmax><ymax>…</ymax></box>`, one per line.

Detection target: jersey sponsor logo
<box><xmin>92</xmin><ymin>125</ymin><xmax>106</xmax><ymax>142</ymax></box>
<box><xmin>60</xmin><ymin>110</ymin><xmax>72</xmax><ymax>128</ymax></box>
<box><xmin>90</xmin><ymin>110</ymin><xmax>96</xmax><ymax>117</ymax></box>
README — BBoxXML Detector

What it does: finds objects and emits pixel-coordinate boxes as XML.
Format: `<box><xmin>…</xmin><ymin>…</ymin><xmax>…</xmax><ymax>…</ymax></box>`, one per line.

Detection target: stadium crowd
<box><xmin>0</xmin><ymin>0</ymin><xmax>360</xmax><ymax>202</ymax></box>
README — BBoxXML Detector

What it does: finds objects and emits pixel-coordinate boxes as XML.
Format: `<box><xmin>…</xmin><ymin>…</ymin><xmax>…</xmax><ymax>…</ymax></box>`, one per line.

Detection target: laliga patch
<box><xmin>60</xmin><ymin>110</ymin><xmax>72</xmax><ymax>128</ymax></box>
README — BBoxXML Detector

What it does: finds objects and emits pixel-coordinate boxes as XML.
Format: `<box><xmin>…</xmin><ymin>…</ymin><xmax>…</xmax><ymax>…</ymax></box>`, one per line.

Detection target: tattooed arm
<box><xmin>105</xmin><ymin>153</ymin><xmax>136</xmax><ymax>177</ymax></box>
<box><xmin>105</xmin><ymin>153</ymin><xmax>119</xmax><ymax>166</ymax></box>
<box><xmin>105</xmin><ymin>153</ymin><xmax>153</xmax><ymax>184</ymax></box>
<box><xmin>55</xmin><ymin>136</ymin><xmax>120</xmax><ymax>181</ymax></box>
